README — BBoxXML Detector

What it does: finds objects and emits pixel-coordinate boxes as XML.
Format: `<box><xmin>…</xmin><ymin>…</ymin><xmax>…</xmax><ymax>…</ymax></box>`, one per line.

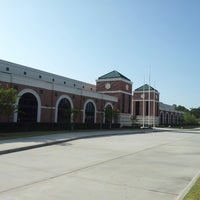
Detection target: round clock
<box><xmin>105</xmin><ymin>83</ymin><xmax>111</xmax><ymax>89</ymax></box>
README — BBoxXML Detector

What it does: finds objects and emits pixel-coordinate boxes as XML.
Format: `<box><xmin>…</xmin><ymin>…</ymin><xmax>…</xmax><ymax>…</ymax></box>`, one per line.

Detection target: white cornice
<box><xmin>0</xmin><ymin>72</ymin><xmax>118</xmax><ymax>102</ymax></box>
<box><xmin>96</xmin><ymin>78</ymin><xmax>132</xmax><ymax>84</ymax></box>
<box><xmin>99</xmin><ymin>90</ymin><xmax>132</xmax><ymax>95</ymax></box>
<box><xmin>133</xmin><ymin>90</ymin><xmax>160</xmax><ymax>95</ymax></box>
<box><xmin>132</xmin><ymin>99</ymin><xmax>160</xmax><ymax>103</ymax></box>
<box><xmin>0</xmin><ymin>59</ymin><xmax>96</xmax><ymax>92</ymax></box>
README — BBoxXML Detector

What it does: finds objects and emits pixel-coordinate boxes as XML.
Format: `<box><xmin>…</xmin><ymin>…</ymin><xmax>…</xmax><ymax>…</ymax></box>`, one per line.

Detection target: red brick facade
<box><xmin>0</xmin><ymin>60</ymin><xmax>183</xmax><ymax>127</ymax></box>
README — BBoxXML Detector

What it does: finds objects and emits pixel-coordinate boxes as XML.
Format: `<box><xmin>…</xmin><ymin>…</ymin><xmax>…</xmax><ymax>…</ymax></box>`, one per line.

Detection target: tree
<box><xmin>112</xmin><ymin>109</ymin><xmax>120</xmax><ymax>124</ymax></box>
<box><xmin>183</xmin><ymin>112</ymin><xmax>198</xmax><ymax>125</ymax></box>
<box><xmin>190</xmin><ymin>107</ymin><xmax>200</xmax><ymax>119</ymax></box>
<box><xmin>130</xmin><ymin>115</ymin><xmax>137</xmax><ymax>127</ymax></box>
<box><xmin>175</xmin><ymin>105</ymin><xmax>189</xmax><ymax>113</ymax></box>
<box><xmin>0</xmin><ymin>86</ymin><xmax>18</xmax><ymax>121</ymax></box>
<box><xmin>71</xmin><ymin>108</ymin><xmax>81</xmax><ymax>123</ymax></box>
<box><xmin>104</xmin><ymin>106</ymin><xmax>113</xmax><ymax>125</ymax></box>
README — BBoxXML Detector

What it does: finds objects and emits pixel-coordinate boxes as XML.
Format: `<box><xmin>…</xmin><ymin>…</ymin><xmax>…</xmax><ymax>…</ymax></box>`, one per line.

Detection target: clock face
<box><xmin>105</xmin><ymin>83</ymin><xmax>111</xmax><ymax>89</ymax></box>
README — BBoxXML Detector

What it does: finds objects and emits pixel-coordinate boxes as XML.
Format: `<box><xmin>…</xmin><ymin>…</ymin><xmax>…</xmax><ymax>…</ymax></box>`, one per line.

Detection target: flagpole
<box><xmin>148</xmin><ymin>70</ymin><xmax>151</xmax><ymax>126</ymax></box>
<box><xmin>142</xmin><ymin>78</ymin><xmax>145</xmax><ymax>128</ymax></box>
<box><xmin>153</xmin><ymin>81</ymin><xmax>156</xmax><ymax>128</ymax></box>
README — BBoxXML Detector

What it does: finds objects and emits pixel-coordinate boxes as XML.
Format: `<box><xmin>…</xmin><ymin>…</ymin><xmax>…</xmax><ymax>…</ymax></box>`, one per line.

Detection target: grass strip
<box><xmin>184</xmin><ymin>177</ymin><xmax>200</xmax><ymax>200</ymax></box>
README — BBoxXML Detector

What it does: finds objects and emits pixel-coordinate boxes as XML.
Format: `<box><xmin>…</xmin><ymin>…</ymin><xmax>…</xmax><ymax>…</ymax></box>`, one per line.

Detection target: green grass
<box><xmin>184</xmin><ymin>177</ymin><xmax>200</xmax><ymax>200</ymax></box>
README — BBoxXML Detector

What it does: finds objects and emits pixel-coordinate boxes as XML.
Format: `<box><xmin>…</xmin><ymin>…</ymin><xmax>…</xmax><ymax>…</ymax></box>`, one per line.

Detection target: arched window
<box><xmin>166</xmin><ymin>113</ymin><xmax>169</xmax><ymax>125</ymax></box>
<box><xmin>57</xmin><ymin>98</ymin><xmax>71</xmax><ymax>123</ymax></box>
<box><xmin>18</xmin><ymin>93</ymin><xmax>38</xmax><ymax>122</ymax></box>
<box><xmin>105</xmin><ymin>104</ymin><xmax>113</xmax><ymax>124</ymax></box>
<box><xmin>160</xmin><ymin>112</ymin><xmax>163</xmax><ymax>125</ymax></box>
<box><xmin>174</xmin><ymin>115</ymin><xmax>178</xmax><ymax>125</ymax></box>
<box><xmin>85</xmin><ymin>102</ymin><xmax>95</xmax><ymax>125</ymax></box>
<box><xmin>171</xmin><ymin>114</ymin><xmax>174</xmax><ymax>125</ymax></box>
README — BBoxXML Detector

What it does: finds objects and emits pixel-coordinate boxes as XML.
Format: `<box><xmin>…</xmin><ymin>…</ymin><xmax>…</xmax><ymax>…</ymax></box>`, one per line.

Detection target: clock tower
<box><xmin>96</xmin><ymin>70</ymin><xmax>132</xmax><ymax>114</ymax></box>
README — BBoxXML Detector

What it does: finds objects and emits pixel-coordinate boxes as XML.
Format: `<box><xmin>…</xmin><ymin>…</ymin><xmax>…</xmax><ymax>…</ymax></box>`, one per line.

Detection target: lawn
<box><xmin>184</xmin><ymin>177</ymin><xmax>200</xmax><ymax>200</ymax></box>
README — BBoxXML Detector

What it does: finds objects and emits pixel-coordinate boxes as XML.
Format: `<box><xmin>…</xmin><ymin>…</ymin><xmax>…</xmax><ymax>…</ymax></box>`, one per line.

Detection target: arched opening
<box><xmin>85</xmin><ymin>102</ymin><xmax>95</xmax><ymax>125</ymax></box>
<box><xmin>105</xmin><ymin>104</ymin><xmax>113</xmax><ymax>125</ymax></box>
<box><xmin>174</xmin><ymin>115</ymin><xmax>178</xmax><ymax>125</ymax></box>
<box><xmin>18</xmin><ymin>93</ymin><xmax>38</xmax><ymax>122</ymax></box>
<box><xmin>171</xmin><ymin>114</ymin><xmax>174</xmax><ymax>125</ymax></box>
<box><xmin>57</xmin><ymin>98</ymin><xmax>71</xmax><ymax>123</ymax></box>
<box><xmin>160</xmin><ymin>112</ymin><xmax>164</xmax><ymax>125</ymax></box>
<box><xmin>166</xmin><ymin>113</ymin><xmax>169</xmax><ymax>125</ymax></box>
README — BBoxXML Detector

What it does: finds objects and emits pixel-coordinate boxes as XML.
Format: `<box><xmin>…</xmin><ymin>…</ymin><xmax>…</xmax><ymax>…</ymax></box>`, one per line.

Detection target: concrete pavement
<box><xmin>0</xmin><ymin>128</ymin><xmax>200</xmax><ymax>200</ymax></box>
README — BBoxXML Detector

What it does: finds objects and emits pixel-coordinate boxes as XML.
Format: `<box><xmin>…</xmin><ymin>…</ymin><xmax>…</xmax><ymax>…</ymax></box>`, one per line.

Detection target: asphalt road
<box><xmin>0</xmin><ymin>129</ymin><xmax>200</xmax><ymax>200</ymax></box>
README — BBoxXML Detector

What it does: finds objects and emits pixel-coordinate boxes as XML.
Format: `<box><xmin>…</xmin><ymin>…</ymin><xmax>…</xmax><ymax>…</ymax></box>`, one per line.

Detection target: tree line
<box><xmin>174</xmin><ymin>105</ymin><xmax>200</xmax><ymax>126</ymax></box>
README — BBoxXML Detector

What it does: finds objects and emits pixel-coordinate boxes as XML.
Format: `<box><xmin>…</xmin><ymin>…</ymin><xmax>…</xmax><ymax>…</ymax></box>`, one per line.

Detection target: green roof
<box><xmin>98</xmin><ymin>70</ymin><xmax>131</xmax><ymax>81</ymax></box>
<box><xmin>135</xmin><ymin>84</ymin><xmax>158</xmax><ymax>92</ymax></box>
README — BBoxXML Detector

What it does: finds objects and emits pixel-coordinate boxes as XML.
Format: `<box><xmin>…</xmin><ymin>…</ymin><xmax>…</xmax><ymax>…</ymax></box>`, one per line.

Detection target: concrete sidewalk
<box><xmin>0</xmin><ymin>129</ymin><xmax>154</xmax><ymax>155</ymax></box>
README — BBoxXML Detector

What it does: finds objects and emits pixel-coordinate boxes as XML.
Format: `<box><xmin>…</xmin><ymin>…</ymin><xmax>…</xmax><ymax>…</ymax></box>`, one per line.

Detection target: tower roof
<box><xmin>135</xmin><ymin>84</ymin><xmax>158</xmax><ymax>92</ymax></box>
<box><xmin>98</xmin><ymin>70</ymin><xmax>131</xmax><ymax>81</ymax></box>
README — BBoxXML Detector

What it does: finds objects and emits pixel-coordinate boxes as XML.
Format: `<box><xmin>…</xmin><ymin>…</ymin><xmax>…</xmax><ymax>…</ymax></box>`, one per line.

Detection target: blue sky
<box><xmin>0</xmin><ymin>0</ymin><xmax>199</xmax><ymax>109</ymax></box>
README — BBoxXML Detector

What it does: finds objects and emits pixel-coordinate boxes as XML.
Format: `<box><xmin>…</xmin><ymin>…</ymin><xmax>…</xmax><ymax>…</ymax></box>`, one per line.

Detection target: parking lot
<box><xmin>0</xmin><ymin>129</ymin><xmax>200</xmax><ymax>200</ymax></box>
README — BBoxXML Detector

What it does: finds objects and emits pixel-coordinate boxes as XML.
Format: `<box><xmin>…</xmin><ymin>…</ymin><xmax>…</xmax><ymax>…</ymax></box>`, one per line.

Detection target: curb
<box><xmin>0</xmin><ymin>129</ymin><xmax>156</xmax><ymax>155</ymax></box>
<box><xmin>176</xmin><ymin>169</ymin><xmax>200</xmax><ymax>200</ymax></box>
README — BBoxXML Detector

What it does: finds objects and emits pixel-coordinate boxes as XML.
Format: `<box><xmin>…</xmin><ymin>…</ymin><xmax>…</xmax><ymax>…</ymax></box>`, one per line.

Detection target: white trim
<box><xmin>0</xmin><ymin>72</ymin><xmax>117</xmax><ymax>102</ymax></box>
<box><xmin>104</xmin><ymin>102</ymin><xmax>113</xmax><ymax>109</ymax></box>
<box><xmin>14</xmin><ymin>89</ymin><xmax>41</xmax><ymax>122</ymax></box>
<box><xmin>134</xmin><ymin>90</ymin><xmax>160</xmax><ymax>95</ymax></box>
<box><xmin>83</xmin><ymin>99</ymin><xmax>97</xmax><ymax>123</ymax></box>
<box><xmin>132</xmin><ymin>99</ymin><xmax>159</xmax><ymax>103</ymax></box>
<box><xmin>55</xmin><ymin>95</ymin><xmax>74</xmax><ymax>123</ymax></box>
<box><xmin>96</xmin><ymin>78</ymin><xmax>132</xmax><ymax>84</ymax></box>
<box><xmin>99</xmin><ymin>90</ymin><xmax>132</xmax><ymax>95</ymax></box>
<box><xmin>0</xmin><ymin>59</ymin><xmax>96</xmax><ymax>91</ymax></box>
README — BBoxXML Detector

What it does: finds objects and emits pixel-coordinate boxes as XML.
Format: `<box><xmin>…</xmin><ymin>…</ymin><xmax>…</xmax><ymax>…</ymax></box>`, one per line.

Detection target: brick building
<box><xmin>0</xmin><ymin>59</ymin><xmax>183</xmax><ymax>128</ymax></box>
<box><xmin>132</xmin><ymin>84</ymin><xmax>183</xmax><ymax>127</ymax></box>
<box><xmin>132</xmin><ymin>84</ymin><xmax>160</xmax><ymax>126</ymax></box>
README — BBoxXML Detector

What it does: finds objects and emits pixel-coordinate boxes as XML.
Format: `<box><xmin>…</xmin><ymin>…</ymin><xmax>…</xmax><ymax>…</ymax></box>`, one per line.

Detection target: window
<box><xmin>122</xmin><ymin>94</ymin><xmax>125</xmax><ymax>113</ymax></box>
<box><xmin>57</xmin><ymin>98</ymin><xmax>71</xmax><ymax>123</ymax></box>
<box><xmin>105</xmin><ymin>105</ymin><xmax>112</xmax><ymax>124</ymax></box>
<box><xmin>128</xmin><ymin>95</ymin><xmax>131</xmax><ymax>113</ymax></box>
<box><xmin>146</xmin><ymin>102</ymin><xmax>149</xmax><ymax>116</ymax></box>
<box><xmin>135</xmin><ymin>101</ymin><xmax>140</xmax><ymax>115</ymax></box>
<box><xmin>85</xmin><ymin>102</ymin><xmax>95</xmax><ymax>125</ymax></box>
<box><xmin>18</xmin><ymin>93</ymin><xmax>38</xmax><ymax>122</ymax></box>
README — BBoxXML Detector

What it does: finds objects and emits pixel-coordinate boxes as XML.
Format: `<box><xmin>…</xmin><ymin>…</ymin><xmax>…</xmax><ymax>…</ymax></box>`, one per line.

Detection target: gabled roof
<box><xmin>135</xmin><ymin>84</ymin><xmax>158</xmax><ymax>92</ymax></box>
<box><xmin>98</xmin><ymin>70</ymin><xmax>131</xmax><ymax>81</ymax></box>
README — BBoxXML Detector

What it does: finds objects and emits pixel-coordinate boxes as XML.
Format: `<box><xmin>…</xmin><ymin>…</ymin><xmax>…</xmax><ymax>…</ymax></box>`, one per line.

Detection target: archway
<box><xmin>84</xmin><ymin>101</ymin><xmax>95</xmax><ymax>125</ymax></box>
<box><xmin>166</xmin><ymin>113</ymin><xmax>169</xmax><ymax>125</ymax></box>
<box><xmin>171</xmin><ymin>114</ymin><xmax>174</xmax><ymax>125</ymax></box>
<box><xmin>104</xmin><ymin>104</ymin><xmax>113</xmax><ymax>125</ymax></box>
<box><xmin>57</xmin><ymin>98</ymin><xmax>71</xmax><ymax>123</ymax></box>
<box><xmin>160</xmin><ymin>112</ymin><xmax>164</xmax><ymax>125</ymax></box>
<box><xmin>17</xmin><ymin>93</ymin><xmax>38</xmax><ymax>122</ymax></box>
